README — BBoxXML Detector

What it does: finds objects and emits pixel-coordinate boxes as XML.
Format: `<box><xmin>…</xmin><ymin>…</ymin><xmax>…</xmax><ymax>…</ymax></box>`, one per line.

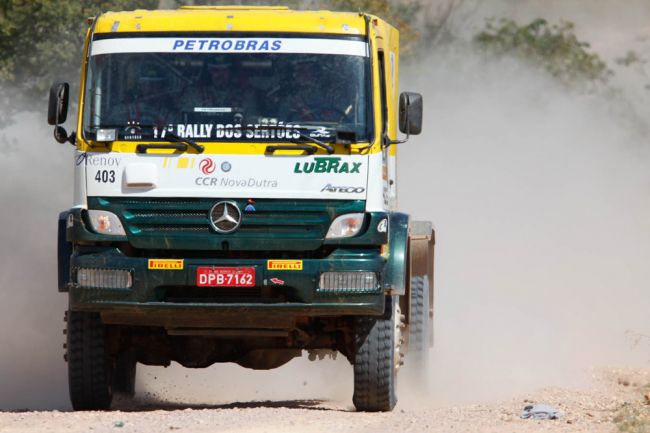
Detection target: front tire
<box><xmin>66</xmin><ymin>311</ymin><xmax>113</xmax><ymax>410</ymax></box>
<box><xmin>352</xmin><ymin>296</ymin><xmax>398</xmax><ymax>412</ymax></box>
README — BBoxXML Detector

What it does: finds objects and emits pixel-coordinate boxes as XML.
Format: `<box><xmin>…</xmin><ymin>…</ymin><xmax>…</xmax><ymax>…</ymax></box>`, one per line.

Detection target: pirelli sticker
<box><xmin>148</xmin><ymin>259</ymin><xmax>184</xmax><ymax>270</ymax></box>
<box><xmin>267</xmin><ymin>260</ymin><xmax>303</xmax><ymax>271</ymax></box>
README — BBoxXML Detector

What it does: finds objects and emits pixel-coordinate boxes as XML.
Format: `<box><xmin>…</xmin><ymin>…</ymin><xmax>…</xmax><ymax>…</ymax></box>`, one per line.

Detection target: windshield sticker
<box><xmin>309</xmin><ymin>127</ymin><xmax>332</xmax><ymax>138</ymax></box>
<box><xmin>177</xmin><ymin>124</ymin><xmax>213</xmax><ymax>139</ymax></box>
<box><xmin>294</xmin><ymin>157</ymin><xmax>362</xmax><ymax>174</ymax></box>
<box><xmin>91</xmin><ymin>38</ymin><xmax>369</xmax><ymax>57</ymax></box>
<box><xmin>173</xmin><ymin>38</ymin><xmax>282</xmax><ymax>52</ymax></box>
<box><xmin>131</xmin><ymin>123</ymin><xmax>306</xmax><ymax>141</ymax></box>
<box><xmin>123</xmin><ymin>121</ymin><xmax>143</xmax><ymax>140</ymax></box>
<box><xmin>194</xmin><ymin>107</ymin><xmax>232</xmax><ymax>113</ymax></box>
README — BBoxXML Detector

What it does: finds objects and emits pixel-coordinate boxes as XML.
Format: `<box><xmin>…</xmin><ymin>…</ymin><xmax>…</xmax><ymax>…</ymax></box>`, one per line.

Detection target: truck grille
<box><xmin>88</xmin><ymin>197</ymin><xmax>365</xmax><ymax>251</ymax></box>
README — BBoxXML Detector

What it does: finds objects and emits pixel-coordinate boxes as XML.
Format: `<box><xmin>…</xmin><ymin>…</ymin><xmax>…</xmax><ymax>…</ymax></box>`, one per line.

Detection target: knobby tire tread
<box><xmin>352</xmin><ymin>298</ymin><xmax>397</xmax><ymax>412</ymax></box>
<box><xmin>67</xmin><ymin>311</ymin><xmax>113</xmax><ymax>410</ymax></box>
<box><xmin>409</xmin><ymin>275</ymin><xmax>430</xmax><ymax>364</ymax></box>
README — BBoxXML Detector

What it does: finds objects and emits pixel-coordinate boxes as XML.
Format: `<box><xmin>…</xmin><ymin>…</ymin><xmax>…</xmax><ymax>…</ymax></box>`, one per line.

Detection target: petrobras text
<box><xmin>91</xmin><ymin>38</ymin><xmax>369</xmax><ymax>57</ymax></box>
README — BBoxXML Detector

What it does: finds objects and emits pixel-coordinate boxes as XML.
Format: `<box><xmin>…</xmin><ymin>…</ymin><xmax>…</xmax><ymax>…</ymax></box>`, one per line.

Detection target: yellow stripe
<box><xmin>94</xmin><ymin>9</ymin><xmax>368</xmax><ymax>35</ymax></box>
<box><xmin>76</xmin><ymin>140</ymin><xmax>383</xmax><ymax>155</ymax></box>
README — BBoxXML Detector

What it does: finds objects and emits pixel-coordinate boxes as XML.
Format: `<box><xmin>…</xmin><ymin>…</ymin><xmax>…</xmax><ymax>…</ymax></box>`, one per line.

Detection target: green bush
<box><xmin>0</xmin><ymin>0</ymin><xmax>428</xmax><ymax>122</ymax></box>
<box><xmin>183</xmin><ymin>0</ymin><xmax>425</xmax><ymax>54</ymax></box>
<box><xmin>0</xmin><ymin>0</ymin><xmax>157</xmax><ymax>119</ymax></box>
<box><xmin>475</xmin><ymin>18</ymin><xmax>611</xmax><ymax>86</ymax></box>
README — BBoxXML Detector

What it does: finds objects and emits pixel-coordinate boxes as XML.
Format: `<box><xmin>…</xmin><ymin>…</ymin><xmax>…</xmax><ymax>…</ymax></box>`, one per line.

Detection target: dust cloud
<box><xmin>398</xmin><ymin>0</ymin><xmax>650</xmax><ymax>404</ymax></box>
<box><xmin>0</xmin><ymin>113</ymin><xmax>71</xmax><ymax>409</ymax></box>
<box><xmin>142</xmin><ymin>7</ymin><xmax>650</xmax><ymax>406</ymax></box>
<box><xmin>1</xmin><ymin>0</ymin><xmax>649</xmax><ymax>411</ymax></box>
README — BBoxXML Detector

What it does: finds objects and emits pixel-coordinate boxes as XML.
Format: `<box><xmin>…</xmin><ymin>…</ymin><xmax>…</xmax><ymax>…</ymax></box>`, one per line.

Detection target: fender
<box><xmin>383</xmin><ymin>212</ymin><xmax>409</xmax><ymax>295</ymax></box>
<box><xmin>58</xmin><ymin>210</ymin><xmax>72</xmax><ymax>292</ymax></box>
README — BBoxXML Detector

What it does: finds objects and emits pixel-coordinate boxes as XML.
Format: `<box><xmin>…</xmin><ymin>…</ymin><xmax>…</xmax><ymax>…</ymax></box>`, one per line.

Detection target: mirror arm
<box><xmin>54</xmin><ymin>126</ymin><xmax>76</xmax><ymax>145</ymax></box>
<box><xmin>382</xmin><ymin>125</ymin><xmax>411</xmax><ymax>148</ymax></box>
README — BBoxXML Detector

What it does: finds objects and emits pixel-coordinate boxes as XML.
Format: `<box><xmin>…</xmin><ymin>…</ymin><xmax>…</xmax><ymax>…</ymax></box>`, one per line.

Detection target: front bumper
<box><xmin>68</xmin><ymin>247</ymin><xmax>387</xmax><ymax>327</ymax></box>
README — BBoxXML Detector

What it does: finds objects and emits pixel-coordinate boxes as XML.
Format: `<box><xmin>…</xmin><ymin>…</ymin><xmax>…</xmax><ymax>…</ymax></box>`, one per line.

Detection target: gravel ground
<box><xmin>1</xmin><ymin>368</ymin><xmax>648</xmax><ymax>433</ymax></box>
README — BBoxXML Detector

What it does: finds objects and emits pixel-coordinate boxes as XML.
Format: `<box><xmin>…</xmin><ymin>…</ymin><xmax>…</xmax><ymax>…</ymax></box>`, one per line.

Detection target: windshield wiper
<box><xmin>290</xmin><ymin>132</ymin><xmax>334</xmax><ymax>154</ymax></box>
<box><xmin>136</xmin><ymin>143</ymin><xmax>188</xmax><ymax>154</ymax></box>
<box><xmin>266</xmin><ymin>144</ymin><xmax>317</xmax><ymax>155</ymax></box>
<box><xmin>165</xmin><ymin>131</ymin><xmax>205</xmax><ymax>153</ymax></box>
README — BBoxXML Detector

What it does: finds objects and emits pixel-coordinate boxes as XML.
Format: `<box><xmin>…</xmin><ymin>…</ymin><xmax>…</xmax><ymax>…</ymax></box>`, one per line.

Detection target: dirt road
<box><xmin>1</xmin><ymin>368</ymin><xmax>647</xmax><ymax>433</ymax></box>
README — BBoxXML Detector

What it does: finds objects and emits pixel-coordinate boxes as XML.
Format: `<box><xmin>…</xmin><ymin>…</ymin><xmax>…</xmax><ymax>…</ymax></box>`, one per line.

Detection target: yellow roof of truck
<box><xmin>94</xmin><ymin>6</ymin><xmax>371</xmax><ymax>36</ymax></box>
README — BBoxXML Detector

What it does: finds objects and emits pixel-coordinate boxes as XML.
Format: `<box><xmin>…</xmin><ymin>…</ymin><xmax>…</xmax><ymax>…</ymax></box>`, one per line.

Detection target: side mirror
<box><xmin>48</xmin><ymin>82</ymin><xmax>75</xmax><ymax>144</ymax></box>
<box><xmin>48</xmin><ymin>82</ymin><xmax>69</xmax><ymax>125</ymax></box>
<box><xmin>398</xmin><ymin>92</ymin><xmax>423</xmax><ymax>135</ymax></box>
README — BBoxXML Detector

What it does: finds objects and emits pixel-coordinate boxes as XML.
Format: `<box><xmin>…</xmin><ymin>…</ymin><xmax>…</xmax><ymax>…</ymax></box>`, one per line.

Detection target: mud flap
<box><xmin>383</xmin><ymin>212</ymin><xmax>409</xmax><ymax>296</ymax></box>
<box><xmin>58</xmin><ymin>210</ymin><xmax>72</xmax><ymax>292</ymax></box>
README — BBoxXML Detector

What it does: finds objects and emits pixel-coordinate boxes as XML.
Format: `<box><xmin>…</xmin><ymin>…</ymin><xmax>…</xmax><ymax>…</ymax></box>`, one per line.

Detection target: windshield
<box><xmin>82</xmin><ymin>36</ymin><xmax>373</xmax><ymax>143</ymax></box>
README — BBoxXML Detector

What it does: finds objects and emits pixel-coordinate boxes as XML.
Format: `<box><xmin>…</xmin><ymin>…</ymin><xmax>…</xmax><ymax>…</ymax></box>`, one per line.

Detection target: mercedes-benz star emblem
<box><xmin>209</xmin><ymin>201</ymin><xmax>242</xmax><ymax>233</ymax></box>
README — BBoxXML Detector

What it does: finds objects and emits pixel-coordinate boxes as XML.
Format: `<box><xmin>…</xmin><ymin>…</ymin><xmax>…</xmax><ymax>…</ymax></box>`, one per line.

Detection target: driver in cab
<box><xmin>107</xmin><ymin>61</ymin><xmax>178</xmax><ymax>128</ymax></box>
<box><xmin>277</xmin><ymin>59</ymin><xmax>352</xmax><ymax>123</ymax></box>
<box><xmin>183</xmin><ymin>57</ymin><xmax>259</xmax><ymax>121</ymax></box>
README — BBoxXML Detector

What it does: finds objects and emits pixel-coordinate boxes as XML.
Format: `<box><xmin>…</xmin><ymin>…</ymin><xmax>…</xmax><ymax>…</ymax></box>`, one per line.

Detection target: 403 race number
<box><xmin>94</xmin><ymin>170</ymin><xmax>116</xmax><ymax>183</ymax></box>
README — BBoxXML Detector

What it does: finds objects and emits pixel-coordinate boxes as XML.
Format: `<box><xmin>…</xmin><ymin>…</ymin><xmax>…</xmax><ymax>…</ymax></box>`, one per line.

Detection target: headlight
<box><xmin>326</xmin><ymin>213</ymin><xmax>365</xmax><ymax>239</ymax></box>
<box><xmin>87</xmin><ymin>210</ymin><xmax>126</xmax><ymax>236</ymax></box>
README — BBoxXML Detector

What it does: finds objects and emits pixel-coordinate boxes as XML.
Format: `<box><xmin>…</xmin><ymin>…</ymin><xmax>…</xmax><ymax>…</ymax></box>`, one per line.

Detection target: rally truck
<box><xmin>49</xmin><ymin>6</ymin><xmax>434</xmax><ymax>412</ymax></box>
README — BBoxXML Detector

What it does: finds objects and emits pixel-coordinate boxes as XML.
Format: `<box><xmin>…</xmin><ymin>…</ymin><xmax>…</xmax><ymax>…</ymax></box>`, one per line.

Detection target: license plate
<box><xmin>196</xmin><ymin>267</ymin><xmax>256</xmax><ymax>287</ymax></box>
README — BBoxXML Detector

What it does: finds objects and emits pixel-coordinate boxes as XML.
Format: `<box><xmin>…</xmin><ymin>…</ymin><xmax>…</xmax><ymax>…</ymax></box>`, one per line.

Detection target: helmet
<box><xmin>206</xmin><ymin>56</ymin><xmax>233</xmax><ymax>71</ymax></box>
<box><xmin>138</xmin><ymin>61</ymin><xmax>167</xmax><ymax>84</ymax></box>
<box><xmin>292</xmin><ymin>57</ymin><xmax>318</xmax><ymax>80</ymax></box>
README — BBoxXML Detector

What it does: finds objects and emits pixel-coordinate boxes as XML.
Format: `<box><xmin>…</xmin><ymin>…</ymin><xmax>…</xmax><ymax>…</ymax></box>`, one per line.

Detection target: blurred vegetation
<box><xmin>318</xmin><ymin>0</ymin><xmax>423</xmax><ymax>54</ymax></box>
<box><xmin>181</xmin><ymin>0</ymin><xmax>427</xmax><ymax>55</ymax></box>
<box><xmin>475</xmin><ymin>18</ymin><xmax>611</xmax><ymax>87</ymax></box>
<box><xmin>616</xmin><ymin>50</ymin><xmax>645</xmax><ymax>68</ymax></box>
<box><xmin>0</xmin><ymin>0</ymin><xmax>432</xmax><ymax>120</ymax></box>
<box><xmin>0</xmin><ymin>0</ymin><xmax>619</xmax><ymax>120</ymax></box>
<box><xmin>0</xmin><ymin>0</ymin><xmax>157</xmax><ymax>119</ymax></box>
